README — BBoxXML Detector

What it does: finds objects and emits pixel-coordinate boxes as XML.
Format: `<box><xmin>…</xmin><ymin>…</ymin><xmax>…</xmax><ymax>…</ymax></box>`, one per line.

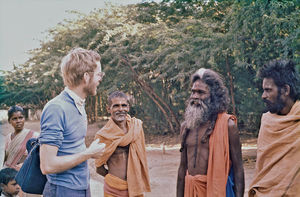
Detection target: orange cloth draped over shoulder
<box><xmin>95</xmin><ymin>115</ymin><xmax>151</xmax><ymax>197</ymax></box>
<box><xmin>249</xmin><ymin>101</ymin><xmax>300</xmax><ymax>197</ymax></box>
<box><xmin>185</xmin><ymin>113</ymin><xmax>236</xmax><ymax>197</ymax></box>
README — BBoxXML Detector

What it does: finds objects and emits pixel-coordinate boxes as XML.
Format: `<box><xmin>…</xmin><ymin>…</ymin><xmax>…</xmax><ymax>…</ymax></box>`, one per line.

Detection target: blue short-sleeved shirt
<box><xmin>39</xmin><ymin>91</ymin><xmax>89</xmax><ymax>190</ymax></box>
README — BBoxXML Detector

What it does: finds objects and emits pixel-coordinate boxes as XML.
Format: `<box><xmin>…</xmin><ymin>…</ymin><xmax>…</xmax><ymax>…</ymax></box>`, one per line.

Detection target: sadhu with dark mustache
<box><xmin>177</xmin><ymin>68</ymin><xmax>245</xmax><ymax>197</ymax></box>
<box><xmin>249</xmin><ymin>60</ymin><xmax>300</xmax><ymax>196</ymax></box>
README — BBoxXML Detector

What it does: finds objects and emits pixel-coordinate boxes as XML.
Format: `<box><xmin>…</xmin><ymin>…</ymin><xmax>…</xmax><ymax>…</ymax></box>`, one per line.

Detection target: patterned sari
<box><xmin>4</xmin><ymin>128</ymin><xmax>33</xmax><ymax>169</ymax></box>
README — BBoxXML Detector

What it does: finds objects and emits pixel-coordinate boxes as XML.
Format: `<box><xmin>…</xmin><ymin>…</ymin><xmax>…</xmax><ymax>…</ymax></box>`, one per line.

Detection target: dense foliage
<box><xmin>1</xmin><ymin>0</ymin><xmax>299</xmax><ymax>134</ymax></box>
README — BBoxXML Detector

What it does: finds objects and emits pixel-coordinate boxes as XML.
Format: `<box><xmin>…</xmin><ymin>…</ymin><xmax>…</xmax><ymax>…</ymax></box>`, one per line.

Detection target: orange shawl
<box><xmin>95</xmin><ymin>115</ymin><xmax>151</xmax><ymax>197</ymax></box>
<box><xmin>249</xmin><ymin>100</ymin><xmax>300</xmax><ymax>197</ymax></box>
<box><xmin>207</xmin><ymin>113</ymin><xmax>234</xmax><ymax>197</ymax></box>
<box><xmin>185</xmin><ymin>113</ymin><xmax>235</xmax><ymax>197</ymax></box>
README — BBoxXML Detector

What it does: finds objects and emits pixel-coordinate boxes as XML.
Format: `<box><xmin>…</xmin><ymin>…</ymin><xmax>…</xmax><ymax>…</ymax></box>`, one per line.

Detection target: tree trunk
<box><xmin>136</xmin><ymin>79</ymin><xmax>177</xmax><ymax>133</ymax></box>
<box><xmin>225</xmin><ymin>55</ymin><xmax>236</xmax><ymax>115</ymax></box>
<box><xmin>121</xmin><ymin>58</ymin><xmax>180</xmax><ymax>133</ymax></box>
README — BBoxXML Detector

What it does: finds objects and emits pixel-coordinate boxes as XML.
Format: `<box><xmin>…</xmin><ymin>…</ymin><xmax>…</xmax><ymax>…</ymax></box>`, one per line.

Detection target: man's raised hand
<box><xmin>86</xmin><ymin>138</ymin><xmax>106</xmax><ymax>159</ymax></box>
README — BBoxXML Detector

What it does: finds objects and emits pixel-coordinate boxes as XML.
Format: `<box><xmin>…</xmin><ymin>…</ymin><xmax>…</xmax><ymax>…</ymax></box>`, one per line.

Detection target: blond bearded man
<box><xmin>39</xmin><ymin>48</ymin><xmax>106</xmax><ymax>197</ymax></box>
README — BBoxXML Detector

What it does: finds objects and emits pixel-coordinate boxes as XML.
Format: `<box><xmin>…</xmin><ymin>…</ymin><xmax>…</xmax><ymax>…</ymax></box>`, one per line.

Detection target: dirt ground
<box><xmin>0</xmin><ymin>120</ymin><xmax>257</xmax><ymax>197</ymax></box>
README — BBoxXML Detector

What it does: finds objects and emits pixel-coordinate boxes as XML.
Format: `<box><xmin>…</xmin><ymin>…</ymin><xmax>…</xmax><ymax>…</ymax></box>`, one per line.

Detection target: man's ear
<box><xmin>282</xmin><ymin>84</ymin><xmax>291</xmax><ymax>96</ymax></box>
<box><xmin>83</xmin><ymin>72</ymin><xmax>90</xmax><ymax>84</ymax></box>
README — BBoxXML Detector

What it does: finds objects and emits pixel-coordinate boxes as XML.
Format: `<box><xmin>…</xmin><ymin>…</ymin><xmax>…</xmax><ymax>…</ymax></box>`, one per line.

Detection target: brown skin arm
<box><xmin>228</xmin><ymin>119</ymin><xmax>245</xmax><ymax>197</ymax></box>
<box><xmin>96</xmin><ymin>165</ymin><xmax>108</xmax><ymax>177</ymax></box>
<box><xmin>177</xmin><ymin>124</ymin><xmax>187</xmax><ymax>197</ymax></box>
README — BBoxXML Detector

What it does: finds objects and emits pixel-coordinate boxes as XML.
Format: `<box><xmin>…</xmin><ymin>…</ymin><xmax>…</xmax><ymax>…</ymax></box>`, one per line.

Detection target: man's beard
<box><xmin>83</xmin><ymin>79</ymin><xmax>97</xmax><ymax>96</ymax></box>
<box><xmin>263</xmin><ymin>94</ymin><xmax>285</xmax><ymax>114</ymax></box>
<box><xmin>184</xmin><ymin>97</ymin><xmax>212</xmax><ymax>130</ymax></box>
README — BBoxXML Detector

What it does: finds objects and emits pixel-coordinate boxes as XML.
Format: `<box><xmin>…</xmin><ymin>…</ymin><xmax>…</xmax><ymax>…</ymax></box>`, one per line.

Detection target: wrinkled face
<box><xmin>190</xmin><ymin>80</ymin><xmax>210</xmax><ymax>103</ymax></box>
<box><xmin>108</xmin><ymin>97</ymin><xmax>129</xmax><ymax>126</ymax></box>
<box><xmin>84</xmin><ymin>61</ymin><xmax>105</xmax><ymax>96</ymax></box>
<box><xmin>9</xmin><ymin>111</ymin><xmax>25</xmax><ymax>132</ymax></box>
<box><xmin>1</xmin><ymin>180</ymin><xmax>20</xmax><ymax>196</ymax></box>
<box><xmin>262</xmin><ymin>78</ymin><xmax>285</xmax><ymax>114</ymax></box>
<box><xmin>184</xmin><ymin>80</ymin><xmax>212</xmax><ymax>129</ymax></box>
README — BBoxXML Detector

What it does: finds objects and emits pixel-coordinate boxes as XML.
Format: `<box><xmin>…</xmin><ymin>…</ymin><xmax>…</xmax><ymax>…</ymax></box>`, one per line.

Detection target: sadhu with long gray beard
<box><xmin>177</xmin><ymin>68</ymin><xmax>245</xmax><ymax>197</ymax></box>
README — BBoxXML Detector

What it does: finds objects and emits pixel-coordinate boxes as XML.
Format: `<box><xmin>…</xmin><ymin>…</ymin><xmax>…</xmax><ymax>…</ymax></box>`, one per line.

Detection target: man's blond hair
<box><xmin>60</xmin><ymin>47</ymin><xmax>101</xmax><ymax>87</ymax></box>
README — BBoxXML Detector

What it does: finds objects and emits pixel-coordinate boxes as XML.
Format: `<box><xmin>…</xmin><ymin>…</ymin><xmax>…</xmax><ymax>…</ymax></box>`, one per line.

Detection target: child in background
<box><xmin>0</xmin><ymin>168</ymin><xmax>20</xmax><ymax>197</ymax></box>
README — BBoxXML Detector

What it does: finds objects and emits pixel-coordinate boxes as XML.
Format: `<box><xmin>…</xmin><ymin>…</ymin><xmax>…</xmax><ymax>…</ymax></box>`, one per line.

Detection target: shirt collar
<box><xmin>64</xmin><ymin>87</ymin><xmax>86</xmax><ymax>115</ymax></box>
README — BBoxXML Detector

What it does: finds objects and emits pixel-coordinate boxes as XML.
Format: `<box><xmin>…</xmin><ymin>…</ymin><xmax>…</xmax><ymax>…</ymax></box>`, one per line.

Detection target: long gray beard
<box><xmin>184</xmin><ymin>98</ymin><xmax>211</xmax><ymax>130</ymax></box>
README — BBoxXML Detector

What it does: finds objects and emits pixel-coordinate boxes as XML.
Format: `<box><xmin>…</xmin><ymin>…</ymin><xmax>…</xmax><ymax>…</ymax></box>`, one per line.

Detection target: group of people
<box><xmin>0</xmin><ymin>47</ymin><xmax>299</xmax><ymax>197</ymax></box>
<box><xmin>177</xmin><ymin>60</ymin><xmax>300</xmax><ymax>197</ymax></box>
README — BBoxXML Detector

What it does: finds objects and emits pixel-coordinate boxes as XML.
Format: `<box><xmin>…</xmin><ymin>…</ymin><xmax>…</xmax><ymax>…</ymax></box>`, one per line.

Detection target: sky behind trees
<box><xmin>0</xmin><ymin>0</ymin><xmax>143</xmax><ymax>71</ymax></box>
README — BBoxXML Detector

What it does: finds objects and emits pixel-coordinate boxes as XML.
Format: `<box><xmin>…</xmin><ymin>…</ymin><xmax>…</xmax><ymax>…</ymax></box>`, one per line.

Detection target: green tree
<box><xmin>1</xmin><ymin>1</ymin><xmax>298</xmax><ymax>134</ymax></box>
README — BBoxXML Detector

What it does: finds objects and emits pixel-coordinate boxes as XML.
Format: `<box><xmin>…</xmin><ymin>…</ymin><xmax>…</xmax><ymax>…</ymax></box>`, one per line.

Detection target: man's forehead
<box><xmin>192</xmin><ymin>80</ymin><xmax>208</xmax><ymax>89</ymax></box>
<box><xmin>263</xmin><ymin>78</ymin><xmax>276</xmax><ymax>87</ymax></box>
<box><xmin>111</xmin><ymin>97</ymin><xmax>128</xmax><ymax>103</ymax></box>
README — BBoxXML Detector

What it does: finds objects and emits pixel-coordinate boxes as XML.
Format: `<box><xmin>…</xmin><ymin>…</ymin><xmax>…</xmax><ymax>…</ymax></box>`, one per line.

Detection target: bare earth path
<box><xmin>1</xmin><ymin>121</ymin><xmax>257</xmax><ymax>197</ymax></box>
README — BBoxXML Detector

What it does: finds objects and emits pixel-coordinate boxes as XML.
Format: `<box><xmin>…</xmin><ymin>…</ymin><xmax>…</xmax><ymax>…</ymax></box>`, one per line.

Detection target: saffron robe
<box><xmin>104</xmin><ymin>173</ymin><xmax>129</xmax><ymax>197</ymax></box>
<box><xmin>184</xmin><ymin>113</ymin><xmax>236</xmax><ymax>197</ymax></box>
<box><xmin>249</xmin><ymin>101</ymin><xmax>300</xmax><ymax>197</ymax></box>
<box><xmin>95</xmin><ymin>115</ymin><xmax>151</xmax><ymax>197</ymax></box>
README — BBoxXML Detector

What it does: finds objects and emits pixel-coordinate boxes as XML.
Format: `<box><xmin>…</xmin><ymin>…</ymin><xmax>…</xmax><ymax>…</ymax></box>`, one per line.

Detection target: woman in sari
<box><xmin>4</xmin><ymin>106</ymin><xmax>39</xmax><ymax>170</ymax></box>
<box><xmin>3</xmin><ymin>106</ymin><xmax>40</xmax><ymax>197</ymax></box>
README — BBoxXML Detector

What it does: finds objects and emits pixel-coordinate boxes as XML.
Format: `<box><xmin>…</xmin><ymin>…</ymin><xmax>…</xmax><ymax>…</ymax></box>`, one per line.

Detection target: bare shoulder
<box><xmin>180</xmin><ymin>121</ymin><xmax>187</xmax><ymax>136</ymax></box>
<box><xmin>228</xmin><ymin>118</ymin><xmax>237</xmax><ymax>128</ymax></box>
<box><xmin>227</xmin><ymin>118</ymin><xmax>240</xmax><ymax>140</ymax></box>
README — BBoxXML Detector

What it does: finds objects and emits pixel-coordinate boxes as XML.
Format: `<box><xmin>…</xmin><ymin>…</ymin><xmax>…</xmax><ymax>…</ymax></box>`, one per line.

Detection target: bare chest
<box><xmin>109</xmin><ymin>145</ymin><xmax>129</xmax><ymax>163</ymax></box>
<box><xmin>107</xmin><ymin>145</ymin><xmax>130</xmax><ymax>180</ymax></box>
<box><xmin>185</xmin><ymin>127</ymin><xmax>210</xmax><ymax>175</ymax></box>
